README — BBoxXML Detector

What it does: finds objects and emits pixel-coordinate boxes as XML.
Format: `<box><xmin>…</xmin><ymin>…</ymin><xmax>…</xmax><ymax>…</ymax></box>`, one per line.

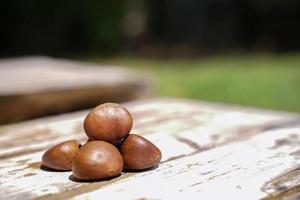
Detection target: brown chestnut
<box><xmin>86</xmin><ymin>137</ymin><xmax>123</xmax><ymax>148</ymax></box>
<box><xmin>120</xmin><ymin>134</ymin><xmax>162</xmax><ymax>170</ymax></box>
<box><xmin>42</xmin><ymin>140</ymin><xmax>80</xmax><ymax>171</ymax></box>
<box><xmin>72</xmin><ymin>141</ymin><xmax>123</xmax><ymax>180</ymax></box>
<box><xmin>84</xmin><ymin>103</ymin><xmax>133</xmax><ymax>144</ymax></box>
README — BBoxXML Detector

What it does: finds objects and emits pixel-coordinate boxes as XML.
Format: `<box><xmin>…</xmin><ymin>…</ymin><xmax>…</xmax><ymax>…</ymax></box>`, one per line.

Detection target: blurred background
<box><xmin>0</xmin><ymin>0</ymin><xmax>300</xmax><ymax>123</ymax></box>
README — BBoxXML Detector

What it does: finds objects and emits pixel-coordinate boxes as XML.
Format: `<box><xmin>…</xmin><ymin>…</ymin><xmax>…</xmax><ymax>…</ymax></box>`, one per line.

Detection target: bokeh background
<box><xmin>1</xmin><ymin>0</ymin><xmax>300</xmax><ymax>114</ymax></box>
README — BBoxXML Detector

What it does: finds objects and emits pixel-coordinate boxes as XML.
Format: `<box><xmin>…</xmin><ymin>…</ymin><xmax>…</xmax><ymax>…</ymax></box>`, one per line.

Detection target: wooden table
<box><xmin>1</xmin><ymin>98</ymin><xmax>300</xmax><ymax>199</ymax></box>
<box><xmin>0</xmin><ymin>56</ymin><xmax>150</xmax><ymax>124</ymax></box>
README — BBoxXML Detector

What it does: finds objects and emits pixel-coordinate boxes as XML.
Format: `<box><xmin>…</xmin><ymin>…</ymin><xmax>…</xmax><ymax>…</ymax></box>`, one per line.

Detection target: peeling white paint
<box><xmin>0</xmin><ymin>98</ymin><xmax>299</xmax><ymax>199</ymax></box>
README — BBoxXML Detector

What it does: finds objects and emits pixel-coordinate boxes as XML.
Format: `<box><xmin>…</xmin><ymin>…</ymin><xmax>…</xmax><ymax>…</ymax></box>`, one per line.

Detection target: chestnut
<box><xmin>120</xmin><ymin>134</ymin><xmax>162</xmax><ymax>170</ymax></box>
<box><xmin>72</xmin><ymin>141</ymin><xmax>123</xmax><ymax>180</ymax></box>
<box><xmin>42</xmin><ymin>140</ymin><xmax>80</xmax><ymax>171</ymax></box>
<box><xmin>86</xmin><ymin>137</ymin><xmax>123</xmax><ymax>149</ymax></box>
<box><xmin>84</xmin><ymin>103</ymin><xmax>133</xmax><ymax>144</ymax></box>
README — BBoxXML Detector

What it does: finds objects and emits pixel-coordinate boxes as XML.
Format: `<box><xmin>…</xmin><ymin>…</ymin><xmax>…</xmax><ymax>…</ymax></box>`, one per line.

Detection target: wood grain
<box><xmin>0</xmin><ymin>98</ymin><xmax>300</xmax><ymax>199</ymax></box>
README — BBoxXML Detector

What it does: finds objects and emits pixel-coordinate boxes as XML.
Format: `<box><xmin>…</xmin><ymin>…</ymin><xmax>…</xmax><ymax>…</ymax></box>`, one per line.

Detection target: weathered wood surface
<box><xmin>0</xmin><ymin>98</ymin><xmax>300</xmax><ymax>200</ymax></box>
<box><xmin>0</xmin><ymin>56</ymin><xmax>150</xmax><ymax>124</ymax></box>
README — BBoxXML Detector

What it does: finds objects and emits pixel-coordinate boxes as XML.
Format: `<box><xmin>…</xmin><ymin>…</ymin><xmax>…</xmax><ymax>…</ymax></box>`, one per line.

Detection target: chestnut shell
<box><xmin>120</xmin><ymin>134</ymin><xmax>162</xmax><ymax>170</ymax></box>
<box><xmin>84</xmin><ymin>103</ymin><xmax>133</xmax><ymax>144</ymax></box>
<box><xmin>72</xmin><ymin>141</ymin><xmax>124</xmax><ymax>180</ymax></box>
<box><xmin>42</xmin><ymin>140</ymin><xmax>80</xmax><ymax>171</ymax></box>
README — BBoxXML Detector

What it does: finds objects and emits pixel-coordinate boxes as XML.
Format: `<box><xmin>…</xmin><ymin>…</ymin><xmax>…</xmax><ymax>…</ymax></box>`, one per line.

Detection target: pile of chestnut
<box><xmin>42</xmin><ymin>103</ymin><xmax>162</xmax><ymax>181</ymax></box>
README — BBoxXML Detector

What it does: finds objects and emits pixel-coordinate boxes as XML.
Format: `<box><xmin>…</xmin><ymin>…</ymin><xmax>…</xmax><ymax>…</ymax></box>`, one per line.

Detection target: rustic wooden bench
<box><xmin>0</xmin><ymin>56</ymin><xmax>150</xmax><ymax>124</ymax></box>
<box><xmin>1</xmin><ymin>98</ymin><xmax>300</xmax><ymax>199</ymax></box>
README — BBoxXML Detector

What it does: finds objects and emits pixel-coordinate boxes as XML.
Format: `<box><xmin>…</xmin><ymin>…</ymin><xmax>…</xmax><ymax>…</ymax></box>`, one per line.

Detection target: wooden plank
<box><xmin>0</xmin><ymin>56</ymin><xmax>150</xmax><ymax>123</ymax></box>
<box><xmin>0</xmin><ymin>98</ymin><xmax>299</xmax><ymax>199</ymax></box>
<box><xmin>72</xmin><ymin>127</ymin><xmax>300</xmax><ymax>200</ymax></box>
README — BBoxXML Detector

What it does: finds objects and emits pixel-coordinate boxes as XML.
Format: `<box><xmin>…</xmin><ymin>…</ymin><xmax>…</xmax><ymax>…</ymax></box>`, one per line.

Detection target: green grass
<box><xmin>88</xmin><ymin>53</ymin><xmax>300</xmax><ymax>113</ymax></box>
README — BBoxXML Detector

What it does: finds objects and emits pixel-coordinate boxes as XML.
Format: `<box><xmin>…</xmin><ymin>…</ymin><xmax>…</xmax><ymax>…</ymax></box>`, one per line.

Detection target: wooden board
<box><xmin>0</xmin><ymin>98</ymin><xmax>300</xmax><ymax>199</ymax></box>
<box><xmin>0</xmin><ymin>56</ymin><xmax>150</xmax><ymax>124</ymax></box>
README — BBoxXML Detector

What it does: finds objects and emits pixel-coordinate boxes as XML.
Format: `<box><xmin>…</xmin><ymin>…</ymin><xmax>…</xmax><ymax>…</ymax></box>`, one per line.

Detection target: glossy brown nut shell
<box><xmin>86</xmin><ymin>137</ymin><xmax>123</xmax><ymax>148</ymax></box>
<box><xmin>72</xmin><ymin>141</ymin><xmax>124</xmax><ymax>180</ymax></box>
<box><xmin>42</xmin><ymin>140</ymin><xmax>80</xmax><ymax>171</ymax></box>
<box><xmin>120</xmin><ymin>134</ymin><xmax>162</xmax><ymax>170</ymax></box>
<box><xmin>84</xmin><ymin>103</ymin><xmax>133</xmax><ymax>144</ymax></box>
